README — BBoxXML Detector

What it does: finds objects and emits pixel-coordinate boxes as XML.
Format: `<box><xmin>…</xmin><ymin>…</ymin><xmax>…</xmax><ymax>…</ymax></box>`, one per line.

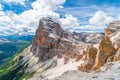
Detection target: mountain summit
<box><xmin>31</xmin><ymin>17</ymin><xmax>72</xmax><ymax>61</ymax></box>
<box><xmin>0</xmin><ymin>17</ymin><xmax>120</xmax><ymax>80</ymax></box>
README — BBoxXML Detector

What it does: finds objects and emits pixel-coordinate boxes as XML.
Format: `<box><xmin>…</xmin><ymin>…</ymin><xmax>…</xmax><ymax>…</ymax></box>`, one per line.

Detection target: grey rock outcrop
<box><xmin>31</xmin><ymin>17</ymin><xmax>77</xmax><ymax>62</ymax></box>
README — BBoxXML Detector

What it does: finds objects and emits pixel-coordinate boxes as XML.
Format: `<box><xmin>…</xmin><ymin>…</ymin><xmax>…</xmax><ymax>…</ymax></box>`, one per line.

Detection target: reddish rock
<box><xmin>31</xmin><ymin>17</ymin><xmax>77</xmax><ymax>62</ymax></box>
<box><xmin>78</xmin><ymin>45</ymin><xmax>97</xmax><ymax>71</ymax></box>
<box><xmin>64</xmin><ymin>57</ymin><xmax>69</xmax><ymax>64</ymax></box>
<box><xmin>57</xmin><ymin>54</ymin><xmax>62</xmax><ymax>58</ymax></box>
<box><xmin>114</xmin><ymin>48</ymin><xmax>120</xmax><ymax>61</ymax></box>
<box><xmin>75</xmin><ymin>54</ymin><xmax>83</xmax><ymax>62</ymax></box>
<box><xmin>104</xmin><ymin>28</ymin><xmax>112</xmax><ymax>36</ymax></box>
<box><xmin>93</xmin><ymin>36</ymin><xmax>116</xmax><ymax>70</ymax></box>
<box><xmin>30</xmin><ymin>18</ymin><xmax>119</xmax><ymax>72</ymax></box>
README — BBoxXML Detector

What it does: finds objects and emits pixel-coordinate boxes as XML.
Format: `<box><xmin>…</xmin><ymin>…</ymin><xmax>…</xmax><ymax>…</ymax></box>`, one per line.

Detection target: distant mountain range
<box><xmin>0</xmin><ymin>35</ymin><xmax>33</xmax><ymax>41</ymax></box>
<box><xmin>0</xmin><ymin>35</ymin><xmax>33</xmax><ymax>64</ymax></box>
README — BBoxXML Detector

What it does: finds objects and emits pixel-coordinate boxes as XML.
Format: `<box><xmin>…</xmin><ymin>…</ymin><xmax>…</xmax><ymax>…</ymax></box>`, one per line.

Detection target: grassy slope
<box><xmin>0</xmin><ymin>46</ymin><xmax>35</xmax><ymax>80</ymax></box>
<box><xmin>0</xmin><ymin>40</ymin><xmax>30</xmax><ymax>64</ymax></box>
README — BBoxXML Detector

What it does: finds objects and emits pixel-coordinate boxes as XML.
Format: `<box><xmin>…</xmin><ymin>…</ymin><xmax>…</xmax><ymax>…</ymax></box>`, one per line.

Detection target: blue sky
<box><xmin>0</xmin><ymin>0</ymin><xmax>120</xmax><ymax>36</ymax></box>
<box><xmin>2</xmin><ymin>0</ymin><xmax>120</xmax><ymax>15</ymax></box>
<box><xmin>65</xmin><ymin>0</ymin><xmax>120</xmax><ymax>7</ymax></box>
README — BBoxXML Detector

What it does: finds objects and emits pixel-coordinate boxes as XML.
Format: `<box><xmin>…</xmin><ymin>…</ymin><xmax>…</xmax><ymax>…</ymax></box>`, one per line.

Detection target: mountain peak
<box><xmin>30</xmin><ymin>17</ymin><xmax>72</xmax><ymax>61</ymax></box>
<box><xmin>2</xmin><ymin>18</ymin><xmax>120</xmax><ymax>80</ymax></box>
<box><xmin>39</xmin><ymin>17</ymin><xmax>58</xmax><ymax>28</ymax></box>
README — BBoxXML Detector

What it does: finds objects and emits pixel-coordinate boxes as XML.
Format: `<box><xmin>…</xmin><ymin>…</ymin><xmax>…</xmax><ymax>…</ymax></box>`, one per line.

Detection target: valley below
<box><xmin>0</xmin><ymin>40</ymin><xmax>31</xmax><ymax>64</ymax></box>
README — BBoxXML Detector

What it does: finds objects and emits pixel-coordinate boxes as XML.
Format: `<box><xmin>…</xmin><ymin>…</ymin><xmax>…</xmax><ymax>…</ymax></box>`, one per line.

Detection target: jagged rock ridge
<box><xmin>73</xmin><ymin>32</ymin><xmax>103</xmax><ymax>44</ymax></box>
<box><xmin>30</xmin><ymin>17</ymin><xmax>120</xmax><ymax>73</ymax></box>
<box><xmin>78</xmin><ymin>21</ymin><xmax>120</xmax><ymax>71</ymax></box>
<box><xmin>31</xmin><ymin>17</ymin><xmax>72</xmax><ymax>61</ymax></box>
<box><xmin>30</xmin><ymin>17</ymin><xmax>89</xmax><ymax>62</ymax></box>
<box><xmin>4</xmin><ymin>17</ymin><xmax>120</xmax><ymax>80</ymax></box>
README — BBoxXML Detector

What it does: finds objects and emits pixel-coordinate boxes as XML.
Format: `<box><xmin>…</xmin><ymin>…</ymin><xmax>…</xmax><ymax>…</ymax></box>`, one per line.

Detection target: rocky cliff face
<box><xmin>78</xmin><ymin>45</ymin><xmax>97</xmax><ymax>71</ymax></box>
<box><xmin>105</xmin><ymin>21</ymin><xmax>120</xmax><ymax>36</ymax></box>
<box><xmin>77</xmin><ymin>21</ymin><xmax>120</xmax><ymax>71</ymax></box>
<box><xmin>93</xmin><ymin>36</ymin><xmax>116</xmax><ymax>70</ymax></box>
<box><xmin>5</xmin><ymin>18</ymin><xmax>120</xmax><ymax>80</ymax></box>
<box><xmin>30</xmin><ymin>18</ymin><xmax>120</xmax><ymax>72</ymax></box>
<box><xmin>108</xmin><ymin>21</ymin><xmax>120</xmax><ymax>31</ymax></box>
<box><xmin>30</xmin><ymin>17</ymin><xmax>82</xmax><ymax>62</ymax></box>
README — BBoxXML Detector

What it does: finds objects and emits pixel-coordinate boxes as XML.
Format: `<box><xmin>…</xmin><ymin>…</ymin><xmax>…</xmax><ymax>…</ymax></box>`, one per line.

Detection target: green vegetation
<box><xmin>19</xmin><ymin>72</ymin><xmax>35</xmax><ymax>80</ymax></box>
<box><xmin>0</xmin><ymin>60</ymin><xmax>14</xmax><ymax>75</ymax></box>
<box><xmin>0</xmin><ymin>40</ymin><xmax>31</xmax><ymax>64</ymax></box>
<box><xmin>0</xmin><ymin>55</ymin><xmax>17</xmax><ymax>79</ymax></box>
<box><xmin>0</xmin><ymin>46</ymin><xmax>35</xmax><ymax>80</ymax></box>
<box><xmin>0</xmin><ymin>32</ymin><xmax>33</xmax><ymax>80</ymax></box>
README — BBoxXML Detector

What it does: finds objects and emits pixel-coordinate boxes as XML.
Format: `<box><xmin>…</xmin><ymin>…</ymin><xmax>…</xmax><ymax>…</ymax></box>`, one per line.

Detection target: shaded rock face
<box><xmin>30</xmin><ymin>17</ymin><xmax>119</xmax><ymax>73</ymax></box>
<box><xmin>78</xmin><ymin>45</ymin><xmax>97</xmax><ymax>71</ymax></box>
<box><xmin>31</xmin><ymin>17</ymin><xmax>75</xmax><ymax>62</ymax></box>
<box><xmin>114</xmin><ymin>48</ymin><xmax>120</xmax><ymax>61</ymax></box>
<box><xmin>105</xmin><ymin>21</ymin><xmax>120</xmax><ymax>36</ymax></box>
<box><xmin>77</xmin><ymin>34</ymin><xmax>119</xmax><ymax>71</ymax></box>
<box><xmin>104</xmin><ymin>28</ymin><xmax>112</xmax><ymax>36</ymax></box>
<box><xmin>93</xmin><ymin>36</ymin><xmax>116</xmax><ymax>70</ymax></box>
<box><xmin>108</xmin><ymin>21</ymin><xmax>120</xmax><ymax>31</ymax></box>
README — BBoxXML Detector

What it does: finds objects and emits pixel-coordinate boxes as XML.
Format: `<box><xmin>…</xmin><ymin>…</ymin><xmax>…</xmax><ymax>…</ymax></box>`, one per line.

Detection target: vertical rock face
<box><xmin>104</xmin><ymin>28</ymin><xmax>112</xmax><ymax>36</ymax></box>
<box><xmin>30</xmin><ymin>18</ymin><xmax>119</xmax><ymax>72</ymax></box>
<box><xmin>93</xmin><ymin>36</ymin><xmax>116</xmax><ymax>70</ymax></box>
<box><xmin>78</xmin><ymin>45</ymin><xmax>97</xmax><ymax>71</ymax></box>
<box><xmin>114</xmin><ymin>48</ymin><xmax>120</xmax><ymax>61</ymax></box>
<box><xmin>108</xmin><ymin>21</ymin><xmax>120</xmax><ymax>30</ymax></box>
<box><xmin>105</xmin><ymin>21</ymin><xmax>120</xmax><ymax>36</ymax></box>
<box><xmin>31</xmin><ymin>17</ymin><xmax>76</xmax><ymax>62</ymax></box>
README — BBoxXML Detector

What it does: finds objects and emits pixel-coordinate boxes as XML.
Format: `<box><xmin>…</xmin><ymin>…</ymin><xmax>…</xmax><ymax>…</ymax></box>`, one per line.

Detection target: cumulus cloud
<box><xmin>0</xmin><ymin>0</ymin><xmax>68</xmax><ymax>36</ymax></box>
<box><xmin>70</xmin><ymin>24</ymin><xmax>106</xmax><ymax>33</ymax></box>
<box><xmin>60</xmin><ymin>14</ymin><xmax>80</xmax><ymax>28</ymax></box>
<box><xmin>0</xmin><ymin>11</ymin><xmax>17</xmax><ymax>35</ymax></box>
<box><xmin>89</xmin><ymin>10</ymin><xmax>114</xmax><ymax>26</ymax></box>
<box><xmin>1</xmin><ymin>0</ymin><xmax>109</xmax><ymax>35</ymax></box>
<box><xmin>0</xmin><ymin>11</ymin><xmax>61</xmax><ymax>35</ymax></box>
<box><xmin>14</xmin><ymin>10</ymin><xmax>60</xmax><ymax>35</ymax></box>
<box><xmin>31</xmin><ymin>0</ymin><xmax>65</xmax><ymax>11</ymax></box>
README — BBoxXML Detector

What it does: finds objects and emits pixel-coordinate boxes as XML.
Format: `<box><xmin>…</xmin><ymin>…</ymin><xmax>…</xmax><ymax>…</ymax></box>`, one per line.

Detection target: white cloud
<box><xmin>1</xmin><ymin>0</ymin><xmax>117</xmax><ymax>36</ymax></box>
<box><xmin>72</xmin><ymin>24</ymin><xmax>106</xmax><ymax>33</ymax></box>
<box><xmin>80</xmin><ymin>25</ymin><xmax>105</xmax><ymax>30</ymax></box>
<box><xmin>60</xmin><ymin>14</ymin><xmax>80</xmax><ymax>28</ymax></box>
<box><xmin>14</xmin><ymin>10</ymin><xmax>60</xmax><ymax>35</ymax></box>
<box><xmin>31</xmin><ymin>0</ymin><xmax>65</xmax><ymax>11</ymax></box>
<box><xmin>0</xmin><ymin>0</ymin><xmax>67</xmax><ymax>36</ymax></box>
<box><xmin>2</xmin><ymin>0</ymin><xmax>28</xmax><ymax>5</ymax></box>
<box><xmin>89</xmin><ymin>10</ymin><xmax>114</xmax><ymax>26</ymax></box>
